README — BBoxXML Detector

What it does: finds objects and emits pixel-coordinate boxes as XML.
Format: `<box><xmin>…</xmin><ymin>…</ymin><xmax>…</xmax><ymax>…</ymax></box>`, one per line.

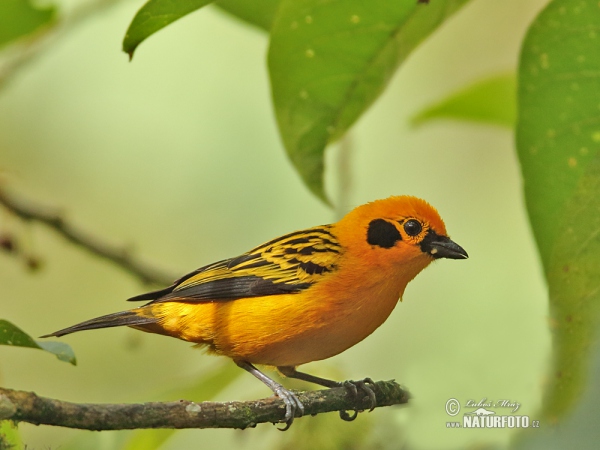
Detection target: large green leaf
<box><xmin>214</xmin><ymin>0</ymin><xmax>281</xmax><ymax>31</ymax></box>
<box><xmin>0</xmin><ymin>319</ymin><xmax>76</xmax><ymax>365</ymax></box>
<box><xmin>268</xmin><ymin>0</ymin><xmax>469</xmax><ymax>202</ymax></box>
<box><xmin>412</xmin><ymin>73</ymin><xmax>516</xmax><ymax>128</ymax></box>
<box><xmin>516</xmin><ymin>0</ymin><xmax>600</xmax><ymax>422</ymax></box>
<box><xmin>123</xmin><ymin>0</ymin><xmax>215</xmax><ymax>60</ymax></box>
<box><xmin>0</xmin><ymin>0</ymin><xmax>56</xmax><ymax>48</ymax></box>
<box><xmin>512</xmin><ymin>336</ymin><xmax>600</xmax><ymax>449</ymax></box>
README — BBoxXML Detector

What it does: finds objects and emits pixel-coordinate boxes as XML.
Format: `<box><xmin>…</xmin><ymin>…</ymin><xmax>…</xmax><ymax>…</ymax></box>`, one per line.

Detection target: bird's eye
<box><xmin>403</xmin><ymin>219</ymin><xmax>422</xmax><ymax>236</ymax></box>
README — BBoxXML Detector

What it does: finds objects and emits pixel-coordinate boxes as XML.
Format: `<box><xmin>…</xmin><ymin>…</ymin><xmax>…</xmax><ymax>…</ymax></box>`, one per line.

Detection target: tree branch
<box><xmin>0</xmin><ymin>381</ymin><xmax>409</xmax><ymax>430</ymax></box>
<box><xmin>0</xmin><ymin>187</ymin><xmax>176</xmax><ymax>286</ymax></box>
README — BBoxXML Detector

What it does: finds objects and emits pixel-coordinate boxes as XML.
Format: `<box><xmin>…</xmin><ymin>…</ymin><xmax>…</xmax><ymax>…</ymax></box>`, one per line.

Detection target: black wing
<box><xmin>128</xmin><ymin>225</ymin><xmax>341</xmax><ymax>303</ymax></box>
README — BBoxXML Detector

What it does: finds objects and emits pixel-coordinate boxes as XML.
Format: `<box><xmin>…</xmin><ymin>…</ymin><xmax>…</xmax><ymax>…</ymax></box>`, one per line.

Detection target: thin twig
<box><xmin>0</xmin><ymin>187</ymin><xmax>176</xmax><ymax>286</ymax></box>
<box><xmin>0</xmin><ymin>381</ymin><xmax>409</xmax><ymax>430</ymax></box>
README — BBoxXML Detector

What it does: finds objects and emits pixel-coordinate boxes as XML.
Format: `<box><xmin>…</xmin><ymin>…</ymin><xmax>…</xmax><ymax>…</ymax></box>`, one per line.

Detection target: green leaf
<box><xmin>123</xmin><ymin>0</ymin><xmax>215</xmax><ymax>60</ymax></box>
<box><xmin>412</xmin><ymin>73</ymin><xmax>516</xmax><ymax>127</ymax></box>
<box><xmin>0</xmin><ymin>0</ymin><xmax>56</xmax><ymax>49</ymax></box>
<box><xmin>214</xmin><ymin>0</ymin><xmax>281</xmax><ymax>31</ymax></box>
<box><xmin>0</xmin><ymin>421</ymin><xmax>21</xmax><ymax>450</ymax></box>
<box><xmin>516</xmin><ymin>0</ymin><xmax>600</xmax><ymax>422</ymax></box>
<box><xmin>0</xmin><ymin>319</ymin><xmax>76</xmax><ymax>365</ymax></box>
<box><xmin>268</xmin><ymin>0</ymin><xmax>470</xmax><ymax>202</ymax></box>
<box><xmin>122</xmin><ymin>362</ymin><xmax>242</xmax><ymax>450</ymax></box>
<box><xmin>0</xmin><ymin>319</ymin><xmax>40</xmax><ymax>348</ymax></box>
<box><xmin>36</xmin><ymin>341</ymin><xmax>77</xmax><ymax>365</ymax></box>
<box><xmin>511</xmin><ymin>336</ymin><xmax>600</xmax><ymax>450</ymax></box>
<box><xmin>541</xmin><ymin>158</ymin><xmax>600</xmax><ymax>420</ymax></box>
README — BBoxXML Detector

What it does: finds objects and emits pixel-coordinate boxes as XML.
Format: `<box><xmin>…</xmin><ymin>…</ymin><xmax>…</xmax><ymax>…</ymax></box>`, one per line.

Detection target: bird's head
<box><xmin>335</xmin><ymin>196</ymin><xmax>468</xmax><ymax>273</ymax></box>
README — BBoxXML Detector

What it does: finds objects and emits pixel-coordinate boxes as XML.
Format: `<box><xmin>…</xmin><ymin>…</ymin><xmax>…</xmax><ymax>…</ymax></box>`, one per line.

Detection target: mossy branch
<box><xmin>0</xmin><ymin>381</ymin><xmax>408</xmax><ymax>430</ymax></box>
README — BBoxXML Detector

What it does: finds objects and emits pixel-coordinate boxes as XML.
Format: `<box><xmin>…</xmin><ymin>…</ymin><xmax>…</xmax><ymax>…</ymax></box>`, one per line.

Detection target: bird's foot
<box><xmin>235</xmin><ymin>361</ymin><xmax>305</xmax><ymax>430</ymax></box>
<box><xmin>338</xmin><ymin>378</ymin><xmax>377</xmax><ymax>421</ymax></box>
<box><xmin>274</xmin><ymin>386</ymin><xmax>305</xmax><ymax>431</ymax></box>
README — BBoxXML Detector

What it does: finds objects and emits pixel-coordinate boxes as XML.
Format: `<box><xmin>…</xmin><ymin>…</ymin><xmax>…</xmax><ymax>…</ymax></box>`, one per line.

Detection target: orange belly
<box><xmin>139</xmin><ymin>276</ymin><xmax>402</xmax><ymax>367</ymax></box>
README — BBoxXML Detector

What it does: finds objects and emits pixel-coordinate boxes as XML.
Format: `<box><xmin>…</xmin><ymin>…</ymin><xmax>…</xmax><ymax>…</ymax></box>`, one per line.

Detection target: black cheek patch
<box><xmin>367</xmin><ymin>219</ymin><xmax>402</xmax><ymax>248</ymax></box>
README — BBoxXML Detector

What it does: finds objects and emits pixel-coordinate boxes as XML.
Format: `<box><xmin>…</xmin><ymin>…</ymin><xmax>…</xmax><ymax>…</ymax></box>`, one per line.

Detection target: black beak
<box><xmin>421</xmin><ymin>231</ymin><xmax>468</xmax><ymax>260</ymax></box>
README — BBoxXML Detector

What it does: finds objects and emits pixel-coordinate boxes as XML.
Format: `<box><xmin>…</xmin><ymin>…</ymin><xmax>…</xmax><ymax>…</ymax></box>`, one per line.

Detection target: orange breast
<box><xmin>143</xmin><ymin>269</ymin><xmax>404</xmax><ymax>367</ymax></box>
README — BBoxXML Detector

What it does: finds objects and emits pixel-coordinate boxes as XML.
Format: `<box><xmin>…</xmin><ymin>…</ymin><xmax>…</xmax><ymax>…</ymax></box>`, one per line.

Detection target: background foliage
<box><xmin>1</xmin><ymin>0</ymin><xmax>599</xmax><ymax>448</ymax></box>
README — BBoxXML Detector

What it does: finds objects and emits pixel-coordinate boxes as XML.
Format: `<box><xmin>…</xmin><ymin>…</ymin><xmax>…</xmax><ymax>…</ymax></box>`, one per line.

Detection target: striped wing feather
<box><xmin>128</xmin><ymin>225</ymin><xmax>341</xmax><ymax>303</ymax></box>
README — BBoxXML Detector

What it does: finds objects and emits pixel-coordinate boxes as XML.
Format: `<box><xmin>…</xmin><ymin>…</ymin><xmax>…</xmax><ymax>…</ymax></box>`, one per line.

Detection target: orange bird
<box><xmin>44</xmin><ymin>196</ymin><xmax>467</xmax><ymax>428</ymax></box>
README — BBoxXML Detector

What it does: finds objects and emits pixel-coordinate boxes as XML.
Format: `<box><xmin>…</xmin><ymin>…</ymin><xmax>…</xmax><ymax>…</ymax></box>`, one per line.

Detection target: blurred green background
<box><xmin>0</xmin><ymin>0</ymin><xmax>550</xmax><ymax>448</ymax></box>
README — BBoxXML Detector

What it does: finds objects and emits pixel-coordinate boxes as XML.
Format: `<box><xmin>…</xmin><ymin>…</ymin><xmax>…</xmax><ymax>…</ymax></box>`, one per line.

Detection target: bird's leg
<box><xmin>235</xmin><ymin>360</ymin><xmax>304</xmax><ymax>430</ymax></box>
<box><xmin>278</xmin><ymin>366</ymin><xmax>377</xmax><ymax>421</ymax></box>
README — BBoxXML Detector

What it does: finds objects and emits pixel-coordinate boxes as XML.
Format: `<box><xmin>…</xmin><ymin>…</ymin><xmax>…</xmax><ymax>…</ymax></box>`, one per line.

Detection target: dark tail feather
<box><xmin>41</xmin><ymin>309</ymin><xmax>157</xmax><ymax>338</ymax></box>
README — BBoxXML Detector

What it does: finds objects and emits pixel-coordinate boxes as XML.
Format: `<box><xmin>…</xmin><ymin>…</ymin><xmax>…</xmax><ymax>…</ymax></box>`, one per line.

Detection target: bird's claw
<box><xmin>356</xmin><ymin>377</ymin><xmax>377</xmax><ymax>411</ymax></box>
<box><xmin>338</xmin><ymin>378</ymin><xmax>377</xmax><ymax>421</ymax></box>
<box><xmin>339</xmin><ymin>409</ymin><xmax>359</xmax><ymax>421</ymax></box>
<box><xmin>274</xmin><ymin>387</ymin><xmax>304</xmax><ymax>431</ymax></box>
